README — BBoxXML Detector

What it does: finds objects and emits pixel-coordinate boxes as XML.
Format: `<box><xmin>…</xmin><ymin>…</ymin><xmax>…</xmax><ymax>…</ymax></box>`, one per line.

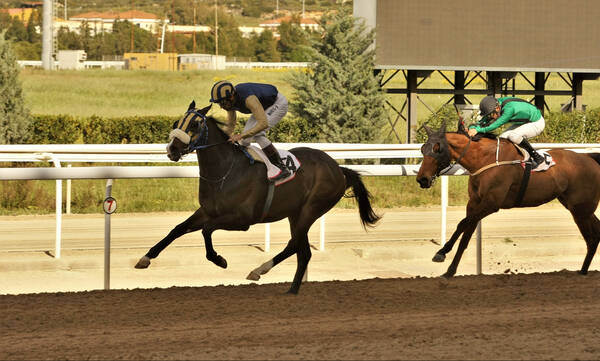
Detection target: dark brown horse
<box><xmin>416</xmin><ymin>121</ymin><xmax>600</xmax><ymax>278</ymax></box>
<box><xmin>135</xmin><ymin>101</ymin><xmax>381</xmax><ymax>294</ymax></box>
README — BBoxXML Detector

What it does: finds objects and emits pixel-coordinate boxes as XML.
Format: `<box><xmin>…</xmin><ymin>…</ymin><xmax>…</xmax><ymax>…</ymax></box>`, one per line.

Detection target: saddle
<box><xmin>512</xmin><ymin>143</ymin><xmax>555</xmax><ymax>172</ymax></box>
<box><xmin>243</xmin><ymin>145</ymin><xmax>300</xmax><ymax>185</ymax></box>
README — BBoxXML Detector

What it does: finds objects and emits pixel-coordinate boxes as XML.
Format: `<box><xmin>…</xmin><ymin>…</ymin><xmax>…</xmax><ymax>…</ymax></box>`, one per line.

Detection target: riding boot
<box><xmin>518</xmin><ymin>139</ymin><xmax>545</xmax><ymax>168</ymax></box>
<box><xmin>263</xmin><ymin>143</ymin><xmax>291</xmax><ymax>181</ymax></box>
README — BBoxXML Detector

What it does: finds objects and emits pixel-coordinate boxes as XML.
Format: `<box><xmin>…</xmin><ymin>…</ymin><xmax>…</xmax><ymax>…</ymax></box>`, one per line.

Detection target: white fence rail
<box><xmin>2</xmin><ymin>142</ymin><xmax>600</xmax><ymax>289</ymax></box>
<box><xmin>17</xmin><ymin>60</ymin><xmax>309</xmax><ymax>70</ymax></box>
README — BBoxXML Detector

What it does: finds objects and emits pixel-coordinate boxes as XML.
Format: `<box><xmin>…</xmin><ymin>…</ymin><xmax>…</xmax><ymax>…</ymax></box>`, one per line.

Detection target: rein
<box><xmin>176</xmin><ymin>109</ymin><xmax>236</xmax><ymax>188</ymax></box>
<box><xmin>182</xmin><ymin>109</ymin><xmax>228</xmax><ymax>154</ymax></box>
<box><xmin>439</xmin><ymin>136</ymin><xmax>471</xmax><ymax>176</ymax></box>
<box><xmin>470</xmin><ymin>138</ymin><xmax>524</xmax><ymax>176</ymax></box>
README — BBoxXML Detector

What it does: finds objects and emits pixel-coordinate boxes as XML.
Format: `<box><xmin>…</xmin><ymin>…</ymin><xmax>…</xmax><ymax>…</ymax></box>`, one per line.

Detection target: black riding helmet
<box><xmin>479</xmin><ymin>96</ymin><xmax>499</xmax><ymax>117</ymax></box>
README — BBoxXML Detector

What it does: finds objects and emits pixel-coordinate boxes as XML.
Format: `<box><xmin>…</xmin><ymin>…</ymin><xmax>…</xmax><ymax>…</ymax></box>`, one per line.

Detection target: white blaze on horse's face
<box><xmin>167</xmin><ymin>129</ymin><xmax>191</xmax><ymax>162</ymax></box>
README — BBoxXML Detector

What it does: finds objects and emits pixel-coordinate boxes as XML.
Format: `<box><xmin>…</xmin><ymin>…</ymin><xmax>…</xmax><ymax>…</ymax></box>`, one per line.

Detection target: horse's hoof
<box><xmin>286</xmin><ymin>289</ymin><xmax>299</xmax><ymax>295</ymax></box>
<box><xmin>208</xmin><ymin>254</ymin><xmax>228</xmax><ymax>269</ymax></box>
<box><xmin>432</xmin><ymin>253</ymin><xmax>446</xmax><ymax>262</ymax></box>
<box><xmin>135</xmin><ymin>256</ymin><xmax>151</xmax><ymax>269</ymax></box>
<box><xmin>579</xmin><ymin>270</ymin><xmax>588</xmax><ymax>275</ymax></box>
<box><xmin>246</xmin><ymin>271</ymin><xmax>260</xmax><ymax>281</ymax></box>
<box><xmin>441</xmin><ymin>272</ymin><xmax>454</xmax><ymax>279</ymax></box>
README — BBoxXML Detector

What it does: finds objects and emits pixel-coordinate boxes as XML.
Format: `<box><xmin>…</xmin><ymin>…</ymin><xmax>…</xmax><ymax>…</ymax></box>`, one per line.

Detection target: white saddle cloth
<box><xmin>246</xmin><ymin>145</ymin><xmax>301</xmax><ymax>185</ymax></box>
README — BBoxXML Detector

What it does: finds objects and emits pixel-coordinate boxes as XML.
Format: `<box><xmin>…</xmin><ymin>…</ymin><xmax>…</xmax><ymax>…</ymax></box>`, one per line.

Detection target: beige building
<box><xmin>124</xmin><ymin>52</ymin><xmax>177</xmax><ymax>71</ymax></box>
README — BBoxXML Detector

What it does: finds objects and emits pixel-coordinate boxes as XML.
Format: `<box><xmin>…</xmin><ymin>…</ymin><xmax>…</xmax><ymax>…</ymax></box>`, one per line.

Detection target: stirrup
<box><xmin>530</xmin><ymin>154</ymin><xmax>544</xmax><ymax>168</ymax></box>
<box><xmin>269</xmin><ymin>166</ymin><xmax>291</xmax><ymax>181</ymax></box>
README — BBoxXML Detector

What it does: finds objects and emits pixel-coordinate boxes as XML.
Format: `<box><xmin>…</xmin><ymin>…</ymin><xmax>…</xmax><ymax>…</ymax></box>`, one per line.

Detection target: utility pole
<box><xmin>302</xmin><ymin>0</ymin><xmax>305</xmax><ymax>18</ymax></box>
<box><xmin>41</xmin><ymin>0</ymin><xmax>53</xmax><ymax>69</ymax></box>
<box><xmin>64</xmin><ymin>0</ymin><xmax>67</xmax><ymax>20</ymax></box>
<box><xmin>276</xmin><ymin>0</ymin><xmax>279</xmax><ymax>16</ymax></box>
<box><xmin>192</xmin><ymin>4</ymin><xmax>196</xmax><ymax>53</ymax></box>
<box><xmin>130</xmin><ymin>0</ymin><xmax>135</xmax><ymax>52</ymax></box>
<box><xmin>170</xmin><ymin>0</ymin><xmax>175</xmax><ymax>53</ymax></box>
<box><xmin>215</xmin><ymin>0</ymin><xmax>218</xmax><ymax>57</ymax></box>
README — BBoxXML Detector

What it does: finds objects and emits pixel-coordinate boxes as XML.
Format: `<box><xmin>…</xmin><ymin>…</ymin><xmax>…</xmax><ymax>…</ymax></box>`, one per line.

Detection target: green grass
<box><xmin>20</xmin><ymin>68</ymin><xmax>298</xmax><ymax>119</ymax></box>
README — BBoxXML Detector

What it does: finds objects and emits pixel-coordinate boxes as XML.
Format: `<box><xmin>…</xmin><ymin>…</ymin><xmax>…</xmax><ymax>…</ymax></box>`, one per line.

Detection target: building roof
<box><xmin>71</xmin><ymin>10</ymin><xmax>159</xmax><ymax>21</ymax></box>
<box><xmin>259</xmin><ymin>16</ymin><xmax>319</xmax><ymax>27</ymax></box>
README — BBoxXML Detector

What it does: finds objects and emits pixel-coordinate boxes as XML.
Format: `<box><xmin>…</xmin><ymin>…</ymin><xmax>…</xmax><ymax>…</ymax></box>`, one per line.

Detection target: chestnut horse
<box><xmin>135</xmin><ymin>102</ymin><xmax>381</xmax><ymax>294</ymax></box>
<box><xmin>416</xmin><ymin>121</ymin><xmax>600</xmax><ymax>278</ymax></box>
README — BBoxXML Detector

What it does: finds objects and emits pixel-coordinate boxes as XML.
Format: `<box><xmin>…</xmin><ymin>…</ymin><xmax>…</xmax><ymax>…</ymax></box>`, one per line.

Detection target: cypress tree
<box><xmin>289</xmin><ymin>6</ymin><xmax>388</xmax><ymax>143</ymax></box>
<box><xmin>0</xmin><ymin>30</ymin><xmax>31</xmax><ymax>144</ymax></box>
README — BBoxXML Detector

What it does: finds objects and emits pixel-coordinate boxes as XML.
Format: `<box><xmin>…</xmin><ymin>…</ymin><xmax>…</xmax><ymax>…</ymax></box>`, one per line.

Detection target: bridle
<box><xmin>169</xmin><ymin>108</ymin><xmax>236</xmax><ymax>187</ymax></box>
<box><xmin>178</xmin><ymin>109</ymin><xmax>228</xmax><ymax>154</ymax></box>
<box><xmin>421</xmin><ymin>133</ymin><xmax>471</xmax><ymax>181</ymax></box>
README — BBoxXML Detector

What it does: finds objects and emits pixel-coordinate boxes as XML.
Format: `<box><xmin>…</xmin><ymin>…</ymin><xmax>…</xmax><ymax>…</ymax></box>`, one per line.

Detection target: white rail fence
<box><xmin>2</xmin><ymin>142</ymin><xmax>600</xmax><ymax>288</ymax></box>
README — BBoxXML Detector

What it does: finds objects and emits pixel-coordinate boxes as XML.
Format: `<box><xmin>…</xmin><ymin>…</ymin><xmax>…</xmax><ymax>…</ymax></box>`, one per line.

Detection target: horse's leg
<box><xmin>442</xmin><ymin>220</ymin><xmax>479</xmax><ymax>278</ymax></box>
<box><xmin>443</xmin><ymin>202</ymin><xmax>498</xmax><ymax>278</ymax></box>
<box><xmin>572</xmin><ymin>213</ymin><xmax>600</xmax><ymax>275</ymax></box>
<box><xmin>246</xmin><ymin>238</ymin><xmax>297</xmax><ymax>281</ymax></box>
<box><xmin>201</xmin><ymin>213</ymin><xmax>253</xmax><ymax>269</ymax></box>
<box><xmin>288</xmin><ymin>232</ymin><xmax>311</xmax><ymax>294</ymax></box>
<box><xmin>558</xmin><ymin>197</ymin><xmax>600</xmax><ymax>275</ymax></box>
<box><xmin>432</xmin><ymin>218</ymin><xmax>469</xmax><ymax>262</ymax></box>
<box><xmin>135</xmin><ymin>208</ymin><xmax>207</xmax><ymax>269</ymax></box>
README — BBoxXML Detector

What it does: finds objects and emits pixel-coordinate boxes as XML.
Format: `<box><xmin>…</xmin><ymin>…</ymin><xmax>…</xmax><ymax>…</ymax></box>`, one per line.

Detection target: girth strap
<box><xmin>515</xmin><ymin>162</ymin><xmax>532</xmax><ymax>207</ymax></box>
<box><xmin>260</xmin><ymin>181</ymin><xmax>275</xmax><ymax>222</ymax></box>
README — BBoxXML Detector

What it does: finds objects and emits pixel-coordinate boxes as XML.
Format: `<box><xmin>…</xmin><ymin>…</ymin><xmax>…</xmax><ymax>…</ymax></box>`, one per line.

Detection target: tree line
<box><xmin>0</xmin><ymin>7</ymin><xmax>317</xmax><ymax>61</ymax></box>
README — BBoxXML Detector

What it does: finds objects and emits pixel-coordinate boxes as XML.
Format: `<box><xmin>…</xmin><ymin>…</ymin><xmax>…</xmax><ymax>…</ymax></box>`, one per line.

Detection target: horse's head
<box><xmin>167</xmin><ymin>101</ymin><xmax>212</xmax><ymax>162</ymax></box>
<box><xmin>416</xmin><ymin>121</ymin><xmax>452</xmax><ymax>188</ymax></box>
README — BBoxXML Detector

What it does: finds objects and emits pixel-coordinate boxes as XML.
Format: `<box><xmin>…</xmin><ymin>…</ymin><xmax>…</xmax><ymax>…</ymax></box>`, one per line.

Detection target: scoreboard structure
<box><xmin>354</xmin><ymin>0</ymin><xmax>600</xmax><ymax>142</ymax></box>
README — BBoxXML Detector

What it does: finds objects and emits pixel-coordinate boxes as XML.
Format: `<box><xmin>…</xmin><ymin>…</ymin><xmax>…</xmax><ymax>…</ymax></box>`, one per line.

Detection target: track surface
<box><xmin>2</xmin><ymin>271</ymin><xmax>600</xmax><ymax>360</ymax></box>
<box><xmin>2</xmin><ymin>205</ymin><xmax>600</xmax><ymax>359</ymax></box>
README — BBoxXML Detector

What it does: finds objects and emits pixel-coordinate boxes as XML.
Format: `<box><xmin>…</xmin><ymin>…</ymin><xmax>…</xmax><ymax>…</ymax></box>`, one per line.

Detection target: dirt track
<box><xmin>2</xmin><ymin>271</ymin><xmax>600</xmax><ymax>360</ymax></box>
<box><xmin>2</xmin><ymin>205</ymin><xmax>600</xmax><ymax>359</ymax></box>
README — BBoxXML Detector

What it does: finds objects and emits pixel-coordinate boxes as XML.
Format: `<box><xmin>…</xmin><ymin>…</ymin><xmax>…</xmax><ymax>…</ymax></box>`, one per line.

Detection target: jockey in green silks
<box><xmin>469</xmin><ymin>96</ymin><xmax>546</xmax><ymax>168</ymax></box>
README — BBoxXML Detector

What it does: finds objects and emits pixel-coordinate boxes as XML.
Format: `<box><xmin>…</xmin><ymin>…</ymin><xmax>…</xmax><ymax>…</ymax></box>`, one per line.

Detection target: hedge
<box><xmin>420</xmin><ymin>105</ymin><xmax>600</xmax><ymax>144</ymax></box>
<box><xmin>30</xmin><ymin>114</ymin><xmax>319</xmax><ymax>144</ymax></box>
<box><xmin>29</xmin><ymin>107</ymin><xmax>600</xmax><ymax>145</ymax></box>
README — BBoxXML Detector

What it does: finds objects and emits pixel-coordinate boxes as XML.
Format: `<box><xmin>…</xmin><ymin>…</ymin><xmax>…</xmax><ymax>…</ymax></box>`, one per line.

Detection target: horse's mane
<box><xmin>206</xmin><ymin>115</ymin><xmax>230</xmax><ymax>140</ymax></box>
<box><xmin>471</xmin><ymin>132</ymin><xmax>497</xmax><ymax>142</ymax></box>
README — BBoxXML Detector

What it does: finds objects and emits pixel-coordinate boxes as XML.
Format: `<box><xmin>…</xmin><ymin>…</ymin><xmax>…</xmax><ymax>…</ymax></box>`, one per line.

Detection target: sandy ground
<box><xmin>0</xmin><ymin>204</ymin><xmax>597</xmax><ymax>294</ymax></box>
<box><xmin>1</xmin><ymin>204</ymin><xmax>600</xmax><ymax>359</ymax></box>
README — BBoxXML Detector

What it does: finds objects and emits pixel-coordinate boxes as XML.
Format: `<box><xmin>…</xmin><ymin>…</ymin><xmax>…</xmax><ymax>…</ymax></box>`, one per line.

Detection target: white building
<box><xmin>69</xmin><ymin>10</ymin><xmax>167</xmax><ymax>35</ymax></box>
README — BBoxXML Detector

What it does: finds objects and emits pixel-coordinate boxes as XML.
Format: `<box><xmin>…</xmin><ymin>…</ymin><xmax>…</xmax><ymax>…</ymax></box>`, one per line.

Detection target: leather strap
<box><xmin>260</xmin><ymin>181</ymin><xmax>275</xmax><ymax>222</ymax></box>
<box><xmin>514</xmin><ymin>162</ymin><xmax>532</xmax><ymax>207</ymax></box>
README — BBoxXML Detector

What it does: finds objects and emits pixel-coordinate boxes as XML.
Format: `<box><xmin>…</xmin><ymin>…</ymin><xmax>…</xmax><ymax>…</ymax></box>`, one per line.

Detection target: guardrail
<box><xmin>17</xmin><ymin>60</ymin><xmax>309</xmax><ymax>70</ymax></box>
<box><xmin>2</xmin><ymin>142</ymin><xmax>600</xmax><ymax>289</ymax></box>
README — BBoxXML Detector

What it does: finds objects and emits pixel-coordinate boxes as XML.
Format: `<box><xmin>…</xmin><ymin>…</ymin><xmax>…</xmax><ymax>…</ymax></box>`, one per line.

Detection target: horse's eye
<box><xmin>433</xmin><ymin>143</ymin><xmax>441</xmax><ymax>153</ymax></box>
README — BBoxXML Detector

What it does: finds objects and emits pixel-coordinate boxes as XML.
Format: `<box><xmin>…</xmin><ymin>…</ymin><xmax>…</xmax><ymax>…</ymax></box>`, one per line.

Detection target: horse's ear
<box><xmin>199</xmin><ymin>104</ymin><xmax>212</xmax><ymax>115</ymax></box>
<box><xmin>457</xmin><ymin>119</ymin><xmax>467</xmax><ymax>135</ymax></box>
<box><xmin>423</xmin><ymin>125</ymin><xmax>433</xmax><ymax>136</ymax></box>
<box><xmin>188</xmin><ymin>100</ymin><xmax>196</xmax><ymax>111</ymax></box>
<box><xmin>439</xmin><ymin>120</ymin><xmax>447</xmax><ymax>134</ymax></box>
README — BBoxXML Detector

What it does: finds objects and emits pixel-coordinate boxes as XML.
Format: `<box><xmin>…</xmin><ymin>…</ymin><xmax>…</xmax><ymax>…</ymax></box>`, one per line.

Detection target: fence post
<box><xmin>264</xmin><ymin>223</ymin><xmax>270</xmax><ymax>252</ymax></box>
<box><xmin>51</xmin><ymin>157</ymin><xmax>62</xmax><ymax>259</ymax></box>
<box><xmin>66</xmin><ymin>163</ymin><xmax>72</xmax><ymax>214</ymax></box>
<box><xmin>319</xmin><ymin>215</ymin><xmax>325</xmax><ymax>251</ymax></box>
<box><xmin>440</xmin><ymin>176</ymin><xmax>448</xmax><ymax>245</ymax></box>
<box><xmin>103</xmin><ymin>179</ymin><xmax>116</xmax><ymax>290</ymax></box>
<box><xmin>476</xmin><ymin>221</ymin><xmax>482</xmax><ymax>275</ymax></box>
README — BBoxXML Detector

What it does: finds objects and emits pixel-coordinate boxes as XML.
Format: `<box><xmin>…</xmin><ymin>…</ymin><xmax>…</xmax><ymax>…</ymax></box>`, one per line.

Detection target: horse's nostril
<box><xmin>417</xmin><ymin>177</ymin><xmax>431</xmax><ymax>188</ymax></box>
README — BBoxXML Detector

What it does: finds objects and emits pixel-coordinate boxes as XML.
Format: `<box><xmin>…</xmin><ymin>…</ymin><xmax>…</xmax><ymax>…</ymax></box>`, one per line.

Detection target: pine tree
<box><xmin>0</xmin><ymin>30</ymin><xmax>31</xmax><ymax>144</ymax></box>
<box><xmin>289</xmin><ymin>6</ymin><xmax>388</xmax><ymax>143</ymax></box>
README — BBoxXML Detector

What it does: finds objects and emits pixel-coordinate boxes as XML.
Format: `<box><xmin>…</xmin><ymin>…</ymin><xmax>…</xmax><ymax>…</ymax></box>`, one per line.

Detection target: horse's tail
<box><xmin>588</xmin><ymin>153</ymin><xmax>600</xmax><ymax>166</ymax></box>
<box><xmin>341</xmin><ymin>167</ymin><xmax>381</xmax><ymax>228</ymax></box>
